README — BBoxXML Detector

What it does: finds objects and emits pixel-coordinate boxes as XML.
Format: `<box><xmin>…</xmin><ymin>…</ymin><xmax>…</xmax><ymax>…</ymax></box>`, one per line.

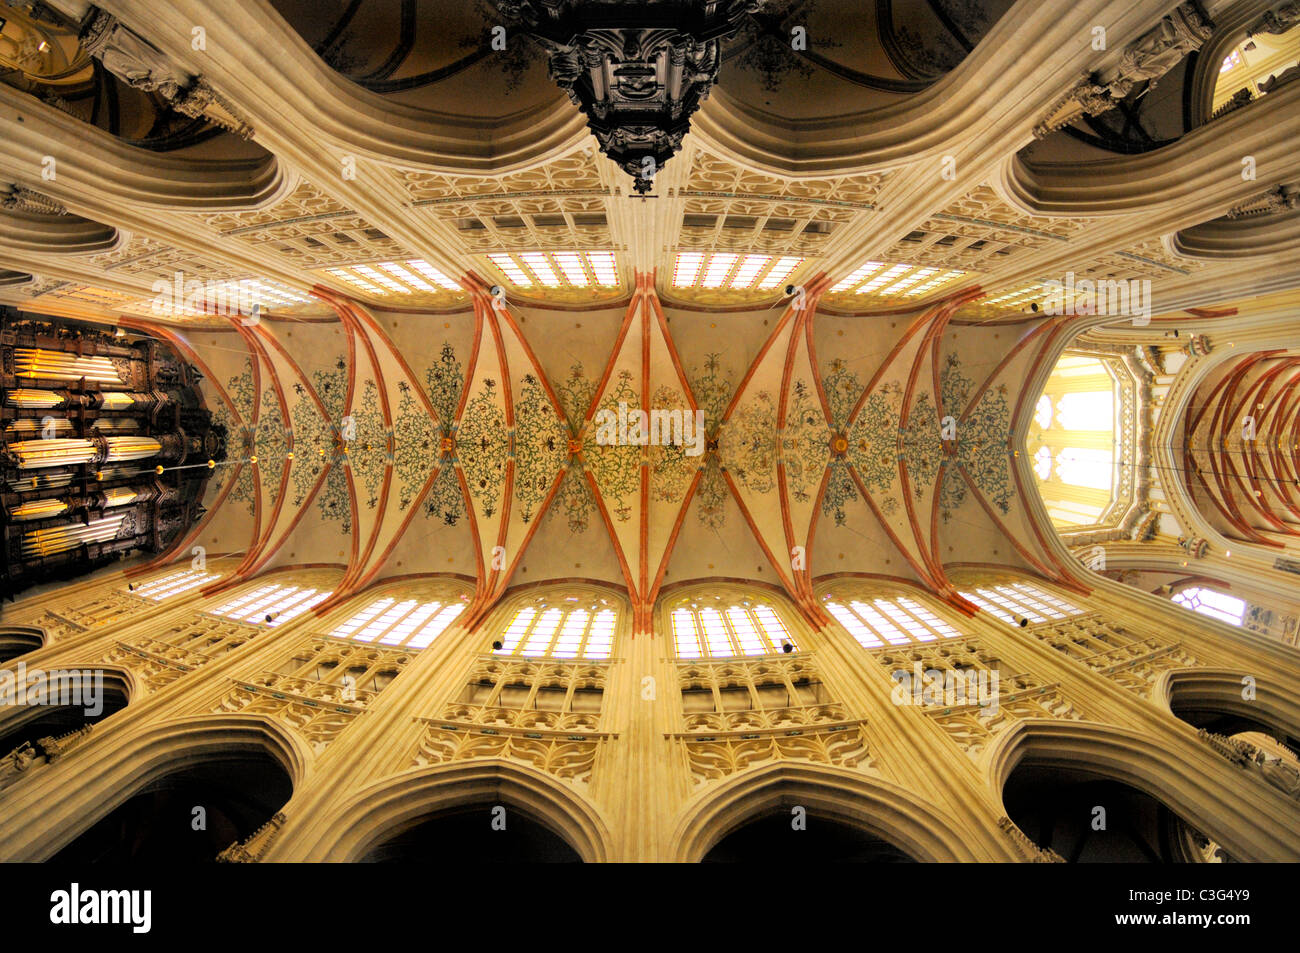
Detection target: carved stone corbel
<box><xmin>1</xmin><ymin>186</ymin><xmax>68</xmax><ymax>216</ymax></box>
<box><xmin>1209</xmin><ymin>87</ymin><xmax>1254</xmax><ymax>121</ymax></box>
<box><xmin>1197</xmin><ymin>727</ymin><xmax>1253</xmax><ymax>765</ymax></box>
<box><xmin>998</xmin><ymin>816</ymin><xmax>1067</xmax><ymax>862</ymax></box>
<box><xmin>37</xmin><ymin>723</ymin><xmax>93</xmax><ymax>762</ymax></box>
<box><xmin>216</xmin><ymin>811</ymin><xmax>287</xmax><ymax>863</ymax></box>
<box><xmin>1226</xmin><ymin>187</ymin><xmax>1299</xmax><ymax>219</ymax></box>
<box><xmin>1198</xmin><ymin>729</ymin><xmax>1300</xmax><ymax>800</ymax></box>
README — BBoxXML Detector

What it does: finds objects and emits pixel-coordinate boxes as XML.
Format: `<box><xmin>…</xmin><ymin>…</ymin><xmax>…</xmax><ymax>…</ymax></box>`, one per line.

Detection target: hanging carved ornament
<box><xmin>494</xmin><ymin>0</ymin><xmax>761</xmax><ymax>193</ymax></box>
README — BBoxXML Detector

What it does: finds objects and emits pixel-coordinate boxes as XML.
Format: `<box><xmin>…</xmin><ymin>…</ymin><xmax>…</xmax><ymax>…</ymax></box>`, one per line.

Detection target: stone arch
<box><xmin>0</xmin><ymin>663</ymin><xmax>133</xmax><ymax>755</ymax></box>
<box><xmin>986</xmin><ymin>718</ymin><xmax>1300</xmax><ymax>862</ymax></box>
<box><xmin>669</xmin><ymin>761</ymin><xmax>986</xmax><ymax>862</ymax></box>
<box><xmin>291</xmin><ymin>760</ymin><xmax>612</xmax><ymax>863</ymax></box>
<box><xmin>0</xmin><ymin>713</ymin><xmax>307</xmax><ymax>861</ymax></box>
<box><xmin>1157</xmin><ymin>667</ymin><xmax>1300</xmax><ymax>750</ymax></box>
<box><xmin>0</xmin><ymin>626</ymin><xmax>46</xmax><ymax>664</ymax></box>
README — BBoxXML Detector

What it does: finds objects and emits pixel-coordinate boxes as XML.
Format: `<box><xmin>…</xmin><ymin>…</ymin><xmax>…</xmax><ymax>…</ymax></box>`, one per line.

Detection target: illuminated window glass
<box><xmin>757</xmin><ymin>256</ymin><xmax>803</xmax><ymax>290</ymax></box>
<box><xmin>829</xmin><ymin>261</ymin><xmax>885</xmax><ymax>293</ymax></box>
<box><xmin>1055</xmin><ymin>391</ymin><xmax>1113</xmax><ymax>431</ymax></box>
<box><xmin>673</xmin><ymin>252</ymin><xmax>706</xmax><ymax>287</ymax></box>
<box><xmin>1172</xmin><ymin>587</ymin><xmax>1246</xmax><ymax>626</ymax></box>
<box><xmin>494</xmin><ymin>599</ymin><xmax>617</xmax><ymax>659</ymax></box>
<box><xmin>519</xmin><ymin>252</ymin><xmax>561</xmax><ymax>287</ymax></box>
<box><xmin>326</xmin><ymin>259</ymin><xmax>460</xmax><ymax>295</ymax></box>
<box><xmin>488</xmin><ymin>251</ymin><xmax>620</xmax><ymax>290</ymax></box>
<box><xmin>1033</xmin><ymin>446</ymin><xmax>1053</xmax><ymax>480</ymax></box>
<box><xmin>1055</xmin><ymin>447</ymin><xmax>1114</xmax><ymax>490</ymax></box>
<box><xmin>959</xmin><ymin>582</ymin><xmax>1083</xmax><ymax>625</ymax></box>
<box><xmin>897</xmin><ymin>597</ymin><xmax>961</xmax><ymax>638</ymax></box>
<box><xmin>1034</xmin><ymin>395</ymin><xmax>1053</xmax><ymax>430</ymax></box>
<box><xmin>329</xmin><ymin>594</ymin><xmax>467</xmax><ymax>650</ymax></box>
<box><xmin>671</xmin><ymin>252</ymin><xmax>804</xmax><ymax>291</ymax></box>
<box><xmin>211</xmin><ymin>583</ymin><xmax>331</xmax><ymax>627</ymax></box>
<box><xmin>670</xmin><ymin>601</ymin><xmax>795</xmax><ymax>658</ymax></box>
<box><xmin>128</xmin><ymin>569</ymin><xmax>218</xmax><ymax>601</ymax></box>
<box><xmin>701</xmin><ymin>253</ymin><xmax>739</xmax><ymax>288</ymax></box>
<box><xmin>586</xmin><ymin>251</ymin><xmax>618</xmax><ymax>285</ymax></box>
<box><xmin>827</xmin><ymin>262</ymin><xmax>965</xmax><ymax>298</ymax></box>
<box><xmin>823</xmin><ymin>594</ymin><xmax>960</xmax><ymax>647</ymax></box>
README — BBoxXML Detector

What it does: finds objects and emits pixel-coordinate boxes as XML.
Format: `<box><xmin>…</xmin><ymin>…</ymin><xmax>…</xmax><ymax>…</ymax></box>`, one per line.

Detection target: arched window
<box><xmin>669</xmin><ymin>595</ymin><xmax>796</xmax><ymax>659</ymax></box>
<box><xmin>959</xmin><ymin>581</ymin><xmax>1084</xmax><ymax>624</ymax></box>
<box><xmin>822</xmin><ymin>591</ymin><xmax>961</xmax><ymax>647</ymax></box>
<box><xmin>1027</xmin><ymin>352</ymin><xmax>1140</xmax><ymax>532</ymax></box>
<box><xmin>329</xmin><ymin>592</ymin><xmax>469</xmax><ymax>650</ymax></box>
<box><xmin>127</xmin><ymin>569</ymin><xmax>219</xmax><ymax>601</ymax></box>
<box><xmin>1172</xmin><ymin>587</ymin><xmax>1246</xmax><ymax>627</ymax></box>
<box><xmin>210</xmin><ymin>583</ymin><xmax>331</xmax><ymax>627</ymax></box>
<box><xmin>493</xmin><ymin>591</ymin><xmax>619</xmax><ymax>659</ymax></box>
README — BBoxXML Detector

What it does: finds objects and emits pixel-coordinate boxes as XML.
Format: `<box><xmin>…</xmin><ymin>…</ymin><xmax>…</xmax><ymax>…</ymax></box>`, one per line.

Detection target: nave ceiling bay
<box><xmin>107</xmin><ymin>280</ymin><xmax>1072</xmax><ymax>633</ymax></box>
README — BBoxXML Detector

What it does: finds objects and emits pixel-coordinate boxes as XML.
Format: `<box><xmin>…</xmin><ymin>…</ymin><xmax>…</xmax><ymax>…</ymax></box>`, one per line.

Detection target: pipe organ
<box><xmin>0</xmin><ymin>308</ymin><xmax>226</xmax><ymax>598</ymax></box>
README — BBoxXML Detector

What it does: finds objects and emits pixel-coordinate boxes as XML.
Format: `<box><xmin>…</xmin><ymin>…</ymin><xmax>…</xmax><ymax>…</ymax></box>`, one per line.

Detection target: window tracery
<box><xmin>959</xmin><ymin>582</ymin><xmax>1085</xmax><ymax>625</ymax></box>
<box><xmin>328</xmin><ymin>593</ymin><xmax>468</xmax><ymax>650</ymax></box>
<box><xmin>1171</xmin><ymin>586</ymin><xmax>1246</xmax><ymax>627</ymax></box>
<box><xmin>669</xmin><ymin>651</ymin><xmax>868</xmax><ymax>785</ymax></box>
<box><xmin>128</xmin><ymin>569</ymin><xmax>219</xmax><ymax>601</ymax></box>
<box><xmin>219</xmin><ymin>639</ymin><xmax>413</xmax><ymax>754</ymax></box>
<box><xmin>210</xmin><ymin>583</ymin><xmax>332</xmax><ymax>628</ymax></box>
<box><xmin>1032</xmin><ymin>614</ymin><xmax>1199</xmax><ymax>696</ymax></box>
<box><xmin>878</xmin><ymin>639</ymin><xmax>1083</xmax><ymax>758</ymax></box>
<box><xmin>667</xmin><ymin>591</ymin><xmax>797</xmax><ymax>659</ymax></box>
<box><xmin>493</xmin><ymin>590</ymin><xmax>620</xmax><ymax>659</ymax></box>
<box><xmin>821</xmin><ymin>587</ymin><xmax>963</xmax><ymax>647</ymax></box>
<box><xmin>1027</xmin><ymin>349</ymin><xmax>1149</xmax><ymax>541</ymax></box>
<box><xmin>416</xmin><ymin>653</ymin><xmax>614</xmax><ymax>786</ymax></box>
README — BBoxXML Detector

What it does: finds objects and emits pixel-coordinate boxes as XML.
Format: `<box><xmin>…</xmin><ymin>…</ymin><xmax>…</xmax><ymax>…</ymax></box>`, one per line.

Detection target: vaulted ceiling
<box><xmin>1183</xmin><ymin>348</ymin><xmax>1300</xmax><ymax>546</ymax></box>
<box><xmin>158</xmin><ymin>275</ymin><xmax>1078</xmax><ymax>630</ymax></box>
<box><xmin>2</xmin><ymin>0</ymin><xmax>1299</xmax><ymax>626</ymax></box>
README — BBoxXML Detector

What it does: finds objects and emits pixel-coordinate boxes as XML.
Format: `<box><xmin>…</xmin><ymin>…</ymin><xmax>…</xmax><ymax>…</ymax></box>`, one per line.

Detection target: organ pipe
<box><xmin>1</xmin><ymin>309</ymin><xmax>227</xmax><ymax>599</ymax></box>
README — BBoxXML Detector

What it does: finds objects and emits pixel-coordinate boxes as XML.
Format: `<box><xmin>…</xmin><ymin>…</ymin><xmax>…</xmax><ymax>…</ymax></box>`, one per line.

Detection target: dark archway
<box><xmin>703</xmin><ymin>810</ymin><xmax>917</xmax><ymax>863</ymax></box>
<box><xmin>0</xmin><ymin>630</ymin><xmax>44</xmax><ymax>665</ymax></box>
<box><xmin>361</xmin><ymin>805</ymin><xmax>581</xmax><ymax>862</ymax></box>
<box><xmin>0</xmin><ymin>672</ymin><xmax>129</xmax><ymax>759</ymax></box>
<box><xmin>1003</xmin><ymin>764</ymin><xmax>1214</xmax><ymax>863</ymax></box>
<box><xmin>50</xmin><ymin>751</ymin><xmax>292</xmax><ymax>862</ymax></box>
<box><xmin>1170</xmin><ymin>701</ymin><xmax>1300</xmax><ymax>753</ymax></box>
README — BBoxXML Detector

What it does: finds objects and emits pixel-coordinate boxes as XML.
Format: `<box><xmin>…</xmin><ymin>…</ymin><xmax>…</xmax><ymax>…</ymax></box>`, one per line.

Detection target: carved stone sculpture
<box><xmin>1247</xmin><ymin>2</ymin><xmax>1300</xmax><ymax>36</ymax></box>
<box><xmin>77</xmin><ymin>8</ymin><xmax>254</xmax><ymax>139</ymax></box>
<box><xmin>1034</xmin><ymin>3</ymin><xmax>1214</xmax><ymax>137</ymax></box>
